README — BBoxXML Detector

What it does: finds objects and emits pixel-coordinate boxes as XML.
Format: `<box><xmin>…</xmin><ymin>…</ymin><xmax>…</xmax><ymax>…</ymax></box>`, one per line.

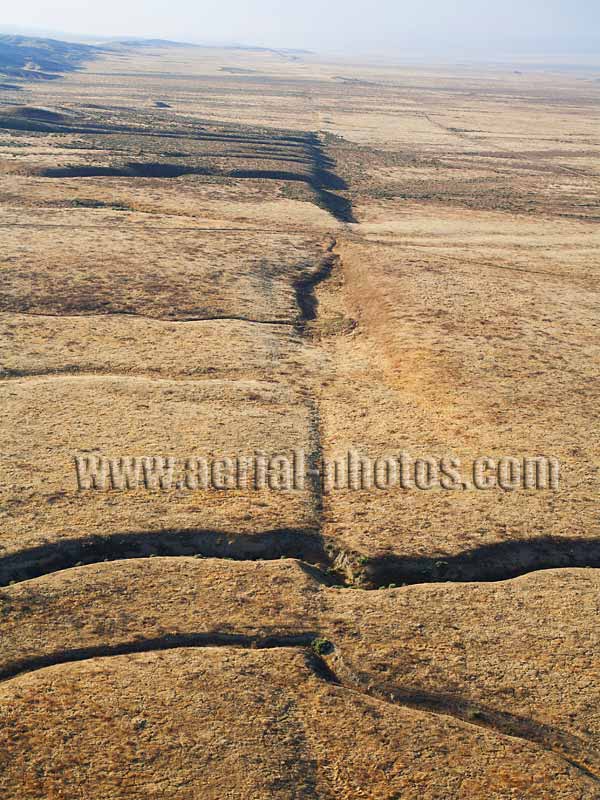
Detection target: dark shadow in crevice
<box><xmin>364</xmin><ymin>536</ymin><xmax>600</xmax><ymax>587</ymax></box>
<box><xmin>294</xmin><ymin>246</ymin><xmax>336</xmax><ymax>322</ymax></box>
<box><xmin>0</xmin><ymin>528</ymin><xmax>329</xmax><ymax>587</ymax></box>
<box><xmin>305</xmin><ymin>133</ymin><xmax>355</xmax><ymax>222</ymax></box>
<box><xmin>342</xmin><ymin>661</ymin><xmax>600</xmax><ymax>783</ymax></box>
<box><xmin>0</xmin><ymin>633</ymin><xmax>321</xmax><ymax>683</ymax></box>
<box><xmin>313</xmin><ymin>189</ymin><xmax>354</xmax><ymax>222</ymax></box>
<box><xmin>19</xmin><ymin>118</ymin><xmax>354</xmax><ymax>221</ymax></box>
<box><xmin>41</xmin><ymin>162</ymin><xmax>211</xmax><ymax>178</ymax></box>
<box><xmin>229</xmin><ymin>168</ymin><xmax>312</xmax><ymax>182</ymax></box>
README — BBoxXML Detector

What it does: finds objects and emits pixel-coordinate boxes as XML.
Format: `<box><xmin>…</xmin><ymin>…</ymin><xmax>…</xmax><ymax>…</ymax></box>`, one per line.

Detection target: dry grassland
<box><xmin>0</xmin><ymin>41</ymin><xmax>598</xmax><ymax>798</ymax></box>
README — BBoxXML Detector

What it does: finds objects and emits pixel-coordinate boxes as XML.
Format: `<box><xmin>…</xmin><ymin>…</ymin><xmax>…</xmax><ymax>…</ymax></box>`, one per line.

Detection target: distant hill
<box><xmin>106</xmin><ymin>39</ymin><xmax>314</xmax><ymax>56</ymax></box>
<box><xmin>0</xmin><ymin>34</ymin><xmax>100</xmax><ymax>80</ymax></box>
<box><xmin>105</xmin><ymin>38</ymin><xmax>197</xmax><ymax>48</ymax></box>
<box><xmin>0</xmin><ymin>33</ymin><xmax>314</xmax><ymax>83</ymax></box>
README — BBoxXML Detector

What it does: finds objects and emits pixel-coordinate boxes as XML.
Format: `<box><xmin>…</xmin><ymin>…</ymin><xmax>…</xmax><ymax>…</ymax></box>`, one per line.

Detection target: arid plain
<box><xmin>0</xmin><ymin>40</ymin><xmax>599</xmax><ymax>798</ymax></box>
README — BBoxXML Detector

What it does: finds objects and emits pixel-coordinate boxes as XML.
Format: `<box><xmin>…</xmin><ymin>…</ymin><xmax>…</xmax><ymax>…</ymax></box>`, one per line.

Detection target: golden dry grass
<box><xmin>1</xmin><ymin>649</ymin><xmax>596</xmax><ymax>799</ymax></box>
<box><xmin>0</xmin><ymin>41</ymin><xmax>599</xmax><ymax>799</ymax></box>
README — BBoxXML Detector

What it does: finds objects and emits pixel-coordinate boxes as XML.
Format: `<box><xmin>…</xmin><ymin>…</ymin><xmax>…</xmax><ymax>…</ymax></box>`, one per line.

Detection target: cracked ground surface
<box><xmin>0</xmin><ymin>42</ymin><xmax>598</xmax><ymax>798</ymax></box>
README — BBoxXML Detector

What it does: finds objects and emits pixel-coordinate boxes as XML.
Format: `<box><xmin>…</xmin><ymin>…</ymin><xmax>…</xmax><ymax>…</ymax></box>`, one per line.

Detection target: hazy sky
<box><xmin>4</xmin><ymin>0</ymin><xmax>600</xmax><ymax>55</ymax></box>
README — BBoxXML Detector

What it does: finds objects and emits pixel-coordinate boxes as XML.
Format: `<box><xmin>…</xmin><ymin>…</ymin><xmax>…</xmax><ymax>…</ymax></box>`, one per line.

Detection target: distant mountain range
<box><xmin>0</xmin><ymin>32</ymin><xmax>314</xmax><ymax>84</ymax></box>
<box><xmin>0</xmin><ymin>34</ymin><xmax>101</xmax><ymax>80</ymax></box>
